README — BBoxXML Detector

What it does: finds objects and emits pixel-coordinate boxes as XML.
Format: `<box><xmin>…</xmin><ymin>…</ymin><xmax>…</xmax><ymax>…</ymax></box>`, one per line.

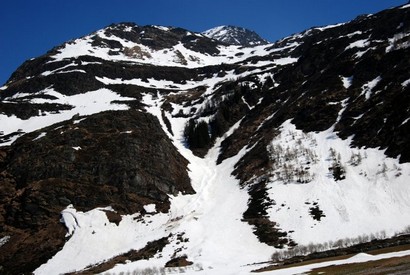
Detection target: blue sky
<box><xmin>0</xmin><ymin>0</ymin><xmax>406</xmax><ymax>85</ymax></box>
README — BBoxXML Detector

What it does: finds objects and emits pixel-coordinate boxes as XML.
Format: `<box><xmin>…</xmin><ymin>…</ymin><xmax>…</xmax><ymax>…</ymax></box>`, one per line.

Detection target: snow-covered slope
<box><xmin>50</xmin><ymin>26</ymin><xmax>265</xmax><ymax>68</ymax></box>
<box><xmin>1</xmin><ymin>4</ymin><xmax>410</xmax><ymax>275</ymax></box>
<box><xmin>265</xmin><ymin>120</ymin><xmax>410</xmax><ymax>245</ymax></box>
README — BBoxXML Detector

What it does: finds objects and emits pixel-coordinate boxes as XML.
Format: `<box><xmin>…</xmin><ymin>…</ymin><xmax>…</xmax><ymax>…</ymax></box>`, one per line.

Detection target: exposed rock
<box><xmin>165</xmin><ymin>255</ymin><xmax>194</xmax><ymax>268</ymax></box>
<box><xmin>0</xmin><ymin>110</ymin><xmax>193</xmax><ymax>272</ymax></box>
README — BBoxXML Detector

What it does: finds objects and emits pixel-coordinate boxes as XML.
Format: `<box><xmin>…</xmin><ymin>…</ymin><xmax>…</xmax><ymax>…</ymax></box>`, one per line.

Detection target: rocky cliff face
<box><xmin>1</xmin><ymin>4</ymin><xmax>410</xmax><ymax>274</ymax></box>
<box><xmin>0</xmin><ymin>110</ymin><xmax>193</xmax><ymax>273</ymax></box>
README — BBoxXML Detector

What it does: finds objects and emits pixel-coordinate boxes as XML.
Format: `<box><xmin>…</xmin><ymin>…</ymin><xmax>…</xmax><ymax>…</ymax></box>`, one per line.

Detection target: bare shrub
<box><xmin>402</xmin><ymin>225</ymin><xmax>410</xmax><ymax>234</ymax></box>
<box><xmin>349</xmin><ymin>152</ymin><xmax>362</xmax><ymax>166</ymax></box>
<box><xmin>271</xmin><ymin>229</ymin><xmax>398</xmax><ymax>262</ymax></box>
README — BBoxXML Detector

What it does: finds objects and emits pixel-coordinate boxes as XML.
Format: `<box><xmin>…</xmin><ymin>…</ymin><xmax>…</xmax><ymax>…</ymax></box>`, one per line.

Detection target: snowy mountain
<box><xmin>202</xmin><ymin>25</ymin><xmax>269</xmax><ymax>46</ymax></box>
<box><xmin>1</xmin><ymin>4</ymin><xmax>410</xmax><ymax>274</ymax></box>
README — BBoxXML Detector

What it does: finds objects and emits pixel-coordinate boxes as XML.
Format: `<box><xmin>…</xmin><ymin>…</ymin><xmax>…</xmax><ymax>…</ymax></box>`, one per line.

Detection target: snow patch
<box><xmin>0</xmin><ymin>236</ymin><xmax>10</xmax><ymax>247</ymax></box>
<box><xmin>401</xmin><ymin>117</ymin><xmax>410</xmax><ymax>126</ymax></box>
<box><xmin>41</xmin><ymin>63</ymin><xmax>78</xmax><ymax>76</ymax></box>
<box><xmin>273</xmin><ymin>57</ymin><xmax>298</xmax><ymax>65</ymax></box>
<box><xmin>60</xmin><ymin>205</ymin><xmax>80</xmax><ymax>237</ymax></box>
<box><xmin>402</xmin><ymin>78</ymin><xmax>410</xmax><ymax>87</ymax></box>
<box><xmin>345</xmin><ymin>39</ymin><xmax>370</xmax><ymax>50</ymax></box>
<box><xmin>361</xmin><ymin>76</ymin><xmax>382</xmax><ymax>100</ymax></box>
<box><xmin>341</xmin><ymin>76</ymin><xmax>353</xmax><ymax>89</ymax></box>
<box><xmin>386</xmin><ymin>32</ymin><xmax>410</xmax><ymax>52</ymax></box>
<box><xmin>143</xmin><ymin>204</ymin><xmax>156</xmax><ymax>213</ymax></box>
<box><xmin>314</xmin><ymin>23</ymin><xmax>345</xmax><ymax>31</ymax></box>
<box><xmin>152</xmin><ymin>25</ymin><xmax>170</xmax><ymax>31</ymax></box>
<box><xmin>33</xmin><ymin>132</ymin><xmax>47</xmax><ymax>141</ymax></box>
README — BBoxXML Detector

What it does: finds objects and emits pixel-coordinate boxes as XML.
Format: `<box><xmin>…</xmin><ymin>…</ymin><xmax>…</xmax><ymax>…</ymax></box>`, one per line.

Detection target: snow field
<box><xmin>49</xmin><ymin>28</ymin><xmax>275</xmax><ymax>69</ymax></box>
<box><xmin>265</xmin><ymin>120</ymin><xmax>410</xmax><ymax>245</ymax></box>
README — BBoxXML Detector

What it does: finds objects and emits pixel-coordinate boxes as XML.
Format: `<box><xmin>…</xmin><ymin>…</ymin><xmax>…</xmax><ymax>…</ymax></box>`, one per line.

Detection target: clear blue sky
<box><xmin>0</xmin><ymin>0</ymin><xmax>406</xmax><ymax>85</ymax></box>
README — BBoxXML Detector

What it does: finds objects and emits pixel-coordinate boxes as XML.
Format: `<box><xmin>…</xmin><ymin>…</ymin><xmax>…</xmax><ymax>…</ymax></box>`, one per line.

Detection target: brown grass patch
<box><xmin>308</xmin><ymin>254</ymin><xmax>410</xmax><ymax>275</ymax></box>
<box><xmin>255</xmin><ymin>244</ymin><xmax>410</xmax><ymax>273</ymax></box>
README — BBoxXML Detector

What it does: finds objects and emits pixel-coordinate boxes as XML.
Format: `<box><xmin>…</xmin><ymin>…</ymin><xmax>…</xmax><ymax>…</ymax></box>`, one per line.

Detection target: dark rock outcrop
<box><xmin>0</xmin><ymin>110</ymin><xmax>193</xmax><ymax>273</ymax></box>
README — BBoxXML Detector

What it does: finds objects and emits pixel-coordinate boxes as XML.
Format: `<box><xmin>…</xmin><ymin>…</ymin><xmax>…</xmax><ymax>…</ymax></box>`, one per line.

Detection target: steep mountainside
<box><xmin>202</xmin><ymin>25</ymin><xmax>269</xmax><ymax>46</ymax></box>
<box><xmin>1</xmin><ymin>4</ymin><xmax>410</xmax><ymax>274</ymax></box>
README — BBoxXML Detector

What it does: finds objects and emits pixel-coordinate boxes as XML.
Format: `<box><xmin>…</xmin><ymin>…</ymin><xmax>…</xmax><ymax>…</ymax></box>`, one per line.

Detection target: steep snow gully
<box><xmin>138</xmin><ymin>95</ymin><xmax>275</xmax><ymax>272</ymax></box>
<box><xmin>35</xmin><ymin>96</ymin><xmax>275</xmax><ymax>274</ymax></box>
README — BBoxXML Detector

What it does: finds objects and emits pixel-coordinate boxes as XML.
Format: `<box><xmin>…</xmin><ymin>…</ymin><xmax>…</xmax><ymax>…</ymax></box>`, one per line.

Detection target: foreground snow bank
<box><xmin>35</xmin><ymin>205</ymin><xmax>170</xmax><ymax>275</ymax></box>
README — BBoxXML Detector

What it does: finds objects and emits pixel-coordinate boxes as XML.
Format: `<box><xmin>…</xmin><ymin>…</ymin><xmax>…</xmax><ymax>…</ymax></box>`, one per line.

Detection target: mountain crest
<box><xmin>202</xmin><ymin>25</ymin><xmax>269</xmax><ymax>46</ymax></box>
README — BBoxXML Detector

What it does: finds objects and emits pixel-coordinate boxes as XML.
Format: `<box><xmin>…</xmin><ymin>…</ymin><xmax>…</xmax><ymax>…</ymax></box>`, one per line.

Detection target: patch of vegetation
<box><xmin>183</xmin><ymin>119</ymin><xmax>210</xmax><ymax>149</ymax></box>
<box><xmin>309</xmin><ymin>205</ymin><xmax>325</xmax><ymax>221</ymax></box>
<box><xmin>243</xmin><ymin>180</ymin><xmax>296</xmax><ymax>248</ymax></box>
<box><xmin>165</xmin><ymin>255</ymin><xmax>193</xmax><ymax>268</ymax></box>
<box><xmin>349</xmin><ymin>151</ymin><xmax>362</xmax><ymax>166</ymax></box>
<box><xmin>267</xmin><ymin>131</ymin><xmax>318</xmax><ymax>184</ymax></box>
<box><xmin>258</xmin><ymin>243</ymin><xmax>410</xmax><ymax>274</ymax></box>
<box><xmin>329</xmin><ymin>148</ymin><xmax>346</xmax><ymax>181</ymax></box>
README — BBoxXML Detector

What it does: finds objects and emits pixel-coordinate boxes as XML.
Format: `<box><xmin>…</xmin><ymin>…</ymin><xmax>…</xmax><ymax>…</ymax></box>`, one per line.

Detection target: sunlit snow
<box><xmin>0</xmin><ymin>88</ymin><xmax>134</xmax><ymax>145</ymax></box>
<box><xmin>265</xmin><ymin>120</ymin><xmax>410</xmax><ymax>245</ymax></box>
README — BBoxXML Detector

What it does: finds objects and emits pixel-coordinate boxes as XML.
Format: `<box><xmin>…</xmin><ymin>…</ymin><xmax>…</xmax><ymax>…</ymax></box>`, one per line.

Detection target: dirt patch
<box><xmin>103</xmin><ymin>210</ymin><xmax>122</xmax><ymax>226</ymax></box>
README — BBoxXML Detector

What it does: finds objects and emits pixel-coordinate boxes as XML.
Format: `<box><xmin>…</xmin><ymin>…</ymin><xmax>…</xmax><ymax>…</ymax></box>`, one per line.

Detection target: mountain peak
<box><xmin>202</xmin><ymin>25</ymin><xmax>269</xmax><ymax>46</ymax></box>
